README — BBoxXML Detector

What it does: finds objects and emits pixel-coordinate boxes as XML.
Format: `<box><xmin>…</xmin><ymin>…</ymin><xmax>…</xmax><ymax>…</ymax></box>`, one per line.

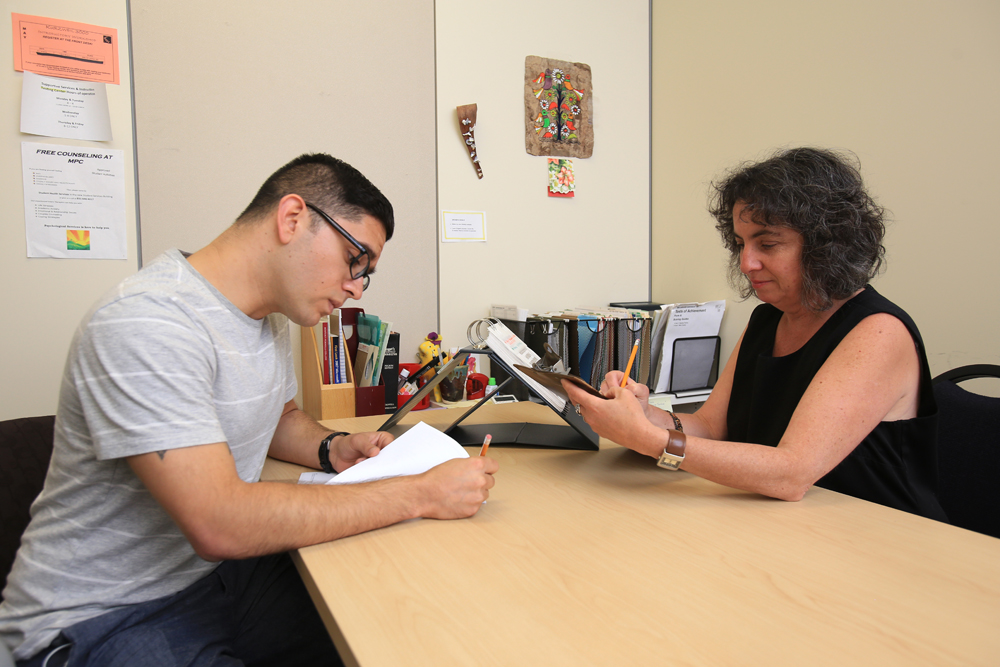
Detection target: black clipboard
<box><xmin>441</xmin><ymin>349</ymin><xmax>599</xmax><ymax>451</ymax></box>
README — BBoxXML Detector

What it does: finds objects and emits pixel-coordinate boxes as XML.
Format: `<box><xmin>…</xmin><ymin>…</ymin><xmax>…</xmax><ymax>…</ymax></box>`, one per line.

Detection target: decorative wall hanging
<box><xmin>524</xmin><ymin>56</ymin><xmax>593</xmax><ymax>159</ymax></box>
<box><xmin>456</xmin><ymin>103</ymin><xmax>483</xmax><ymax>179</ymax></box>
<box><xmin>548</xmin><ymin>159</ymin><xmax>575</xmax><ymax>198</ymax></box>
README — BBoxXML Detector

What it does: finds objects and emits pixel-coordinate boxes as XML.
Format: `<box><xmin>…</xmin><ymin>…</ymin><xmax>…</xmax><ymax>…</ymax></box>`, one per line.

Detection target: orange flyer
<box><xmin>12</xmin><ymin>13</ymin><xmax>119</xmax><ymax>84</ymax></box>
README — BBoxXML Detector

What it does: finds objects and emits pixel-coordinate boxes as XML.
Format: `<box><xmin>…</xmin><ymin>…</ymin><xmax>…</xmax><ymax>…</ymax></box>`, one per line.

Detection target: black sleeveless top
<box><xmin>727</xmin><ymin>285</ymin><xmax>947</xmax><ymax>521</ymax></box>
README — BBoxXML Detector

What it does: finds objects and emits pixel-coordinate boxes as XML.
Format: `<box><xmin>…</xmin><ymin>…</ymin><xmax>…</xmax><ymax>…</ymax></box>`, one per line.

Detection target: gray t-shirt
<box><xmin>0</xmin><ymin>250</ymin><xmax>297</xmax><ymax>660</ymax></box>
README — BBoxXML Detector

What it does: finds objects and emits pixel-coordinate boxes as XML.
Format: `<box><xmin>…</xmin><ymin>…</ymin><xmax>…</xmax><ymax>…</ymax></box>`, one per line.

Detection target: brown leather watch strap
<box><xmin>665</xmin><ymin>429</ymin><xmax>686</xmax><ymax>457</ymax></box>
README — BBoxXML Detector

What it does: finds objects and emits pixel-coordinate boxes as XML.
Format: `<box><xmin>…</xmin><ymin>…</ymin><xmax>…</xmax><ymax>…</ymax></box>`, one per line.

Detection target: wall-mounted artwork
<box><xmin>548</xmin><ymin>159</ymin><xmax>575</xmax><ymax>198</ymax></box>
<box><xmin>524</xmin><ymin>56</ymin><xmax>593</xmax><ymax>159</ymax></box>
<box><xmin>456</xmin><ymin>103</ymin><xmax>483</xmax><ymax>179</ymax></box>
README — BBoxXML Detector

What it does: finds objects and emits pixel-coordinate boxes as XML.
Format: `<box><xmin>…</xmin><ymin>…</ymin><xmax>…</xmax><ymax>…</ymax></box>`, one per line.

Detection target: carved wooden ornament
<box><xmin>457</xmin><ymin>103</ymin><xmax>483</xmax><ymax>179</ymax></box>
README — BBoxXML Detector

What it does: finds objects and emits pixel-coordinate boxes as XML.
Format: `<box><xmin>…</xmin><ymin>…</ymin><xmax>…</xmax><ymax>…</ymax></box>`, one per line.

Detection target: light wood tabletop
<box><xmin>261</xmin><ymin>402</ymin><xmax>1000</xmax><ymax>667</ymax></box>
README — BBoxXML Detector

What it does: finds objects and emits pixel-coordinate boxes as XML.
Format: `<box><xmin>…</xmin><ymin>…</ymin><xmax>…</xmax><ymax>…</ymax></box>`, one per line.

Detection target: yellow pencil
<box><xmin>480</xmin><ymin>434</ymin><xmax>492</xmax><ymax>456</ymax></box>
<box><xmin>620</xmin><ymin>339</ymin><xmax>639</xmax><ymax>387</ymax></box>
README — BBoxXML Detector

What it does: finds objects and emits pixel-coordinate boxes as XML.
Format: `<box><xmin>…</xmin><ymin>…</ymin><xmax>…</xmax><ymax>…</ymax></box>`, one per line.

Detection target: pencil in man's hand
<box><xmin>480</xmin><ymin>434</ymin><xmax>492</xmax><ymax>456</ymax></box>
<box><xmin>621</xmin><ymin>339</ymin><xmax>640</xmax><ymax>387</ymax></box>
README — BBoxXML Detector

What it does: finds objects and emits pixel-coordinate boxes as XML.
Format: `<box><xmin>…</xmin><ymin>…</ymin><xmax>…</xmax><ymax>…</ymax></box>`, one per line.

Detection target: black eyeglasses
<box><xmin>306</xmin><ymin>202</ymin><xmax>372</xmax><ymax>291</ymax></box>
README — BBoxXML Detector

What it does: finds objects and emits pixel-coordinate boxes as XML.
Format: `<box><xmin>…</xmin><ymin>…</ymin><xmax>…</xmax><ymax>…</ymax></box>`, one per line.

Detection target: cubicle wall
<box><xmin>1</xmin><ymin>0</ymin><xmax>139</xmax><ymax>421</ymax></box>
<box><xmin>129</xmin><ymin>1</ymin><xmax>439</xmax><ymax>404</ymax></box>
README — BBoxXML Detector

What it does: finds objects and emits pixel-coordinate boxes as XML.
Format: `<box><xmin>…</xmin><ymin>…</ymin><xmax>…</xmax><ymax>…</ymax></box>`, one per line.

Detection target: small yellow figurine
<box><xmin>417</xmin><ymin>332</ymin><xmax>442</xmax><ymax>368</ymax></box>
<box><xmin>418</xmin><ymin>332</ymin><xmax>445</xmax><ymax>401</ymax></box>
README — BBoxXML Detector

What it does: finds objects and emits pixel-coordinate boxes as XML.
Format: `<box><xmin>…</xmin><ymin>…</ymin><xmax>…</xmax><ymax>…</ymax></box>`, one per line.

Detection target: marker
<box><xmin>479</xmin><ymin>434</ymin><xmax>492</xmax><ymax>456</ymax></box>
<box><xmin>620</xmin><ymin>339</ymin><xmax>639</xmax><ymax>387</ymax></box>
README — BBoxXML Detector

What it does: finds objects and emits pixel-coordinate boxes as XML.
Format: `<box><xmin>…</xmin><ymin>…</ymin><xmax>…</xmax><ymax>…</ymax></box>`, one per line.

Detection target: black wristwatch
<box><xmin>318</xmin><ymin>432</ymin><xmax>350</xmax><ymax>474</ymax></box>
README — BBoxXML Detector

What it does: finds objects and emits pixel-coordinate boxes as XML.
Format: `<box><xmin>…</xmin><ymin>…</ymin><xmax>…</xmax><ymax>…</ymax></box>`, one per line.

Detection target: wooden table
<box><xmin>261</xmin><ymin>402</ymin><xmax>1000</xmax><ymax>666</ymax></box>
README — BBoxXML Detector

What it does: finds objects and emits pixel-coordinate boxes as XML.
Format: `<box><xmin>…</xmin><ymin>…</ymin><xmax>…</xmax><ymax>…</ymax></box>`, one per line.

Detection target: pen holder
<box><xmin>397</xmin><ymin>363</ymin><xmax>431</xmax><ymax>411</ymax></box>
<box><xmin>466</xmin><ymin>372</ymin><xmax>488</xmax><ymax>400</ymax></box>
<box><xmin>439</xmin><ymin>365</ymin><xmax>469</xmax><ymax>403</ymax></box>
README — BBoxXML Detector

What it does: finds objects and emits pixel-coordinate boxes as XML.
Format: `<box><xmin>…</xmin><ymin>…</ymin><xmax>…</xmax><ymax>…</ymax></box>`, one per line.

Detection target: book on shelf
<box><xmin>311</xmin><ymin>315</ymin><xmax>351</xmax><ymax>385</ymax></box>
<box><xmin>331</xmin><ymin>334</ymin><xmax>341</xmax><ymax>385</ymax></box>
<box><xmin>335</xmin><ymin>310</ymin><xmax>347</xmax><ymax>383</ymax></box>
<box><xmin>369</xmin><ymin>320</ymin><xmax>393</xmax><ymax>388</ymax></box>
<box><xmin>315</xmin><ymin>315</ymin><xmax>332</xmax><ymax>384</ymax></box>
<box><xmin>379</xmin><ymin>331</ymin><xmax>400</xmax><ymax>413</ymax></box>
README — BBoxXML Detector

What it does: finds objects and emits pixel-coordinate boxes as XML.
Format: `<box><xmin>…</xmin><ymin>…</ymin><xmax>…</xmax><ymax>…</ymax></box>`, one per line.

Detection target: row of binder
<box><xmin>486</xmin><ymin>301</ymin><xmax>725</xmax><ymax>398</ymax></box>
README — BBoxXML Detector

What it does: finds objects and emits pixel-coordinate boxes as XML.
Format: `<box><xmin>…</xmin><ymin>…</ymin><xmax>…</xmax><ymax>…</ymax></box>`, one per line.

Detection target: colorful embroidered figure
<box><xmin>524</xmin><ymin>56</ymin><xmax>594</xmax><ymax>158</ymax></box>
<box><xmin>532</xmin><ymin>68</ymin><xmax>585</xmax><ymax>144</ymax></box>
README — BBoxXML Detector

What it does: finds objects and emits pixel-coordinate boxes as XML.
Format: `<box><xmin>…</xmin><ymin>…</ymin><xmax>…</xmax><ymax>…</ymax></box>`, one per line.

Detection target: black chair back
<box><xmin>0</xmin><ymin>415</ymin><xmax>55</xmax><ymax>598</ymax></box>
<box><xmin>933</xmin><ymin>366</ymin><xmax>1000</xmax><ymax>539</ymax></box>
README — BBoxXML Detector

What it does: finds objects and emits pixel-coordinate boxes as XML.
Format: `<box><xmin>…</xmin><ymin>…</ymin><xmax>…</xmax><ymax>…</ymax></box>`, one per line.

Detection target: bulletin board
<box><xmin>0</xmin><ymin>0</ymin><xmax>139</xmax><ymax>421</ymax></box>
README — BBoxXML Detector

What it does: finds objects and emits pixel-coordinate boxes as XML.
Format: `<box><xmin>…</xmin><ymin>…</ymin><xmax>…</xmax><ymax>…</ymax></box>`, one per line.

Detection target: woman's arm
<box><xmin>566</xmin><ymin>314</ymin><xmax>920</xmax><ymax>501</ymax></box>
<box><xmin>588</xmin><ymin>330</ymin><xmax>744</xmax><ymax>441</ymax></box>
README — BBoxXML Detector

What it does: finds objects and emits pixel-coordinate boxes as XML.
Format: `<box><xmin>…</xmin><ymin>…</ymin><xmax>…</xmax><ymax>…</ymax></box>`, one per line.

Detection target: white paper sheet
<box><xmin>21</xmin><ymin>141</ymin><xmax>127</xmax><ymax>259</ymax></box>
<box><xmin>318</xmin><ymin>421</ymin><xmax>469</xmax><ymax>486</ymax></box>
<box><xmin>441</xmin><ymin>210</ymin><xmax>487</xmax><ymax>242</ymax></box>
<box><xmin>21</xmin><ymin>71</ymin><xmax>113</xmax><ymax>141</ymax></box>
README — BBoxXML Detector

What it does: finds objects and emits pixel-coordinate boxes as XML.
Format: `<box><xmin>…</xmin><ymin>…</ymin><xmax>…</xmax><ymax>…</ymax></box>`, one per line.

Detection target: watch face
<box><xmin>657</xmin><ymin>451</ymin><xmax>682</xmax><ymax>471</ymax></box>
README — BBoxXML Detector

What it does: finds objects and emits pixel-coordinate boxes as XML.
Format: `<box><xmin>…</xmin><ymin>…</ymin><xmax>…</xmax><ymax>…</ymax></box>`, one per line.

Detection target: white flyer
<box><xmin>441</xmin><ymin>210</ymin><xmax>487</xmax><ymax>242</ymax></box>
<box><xmin>21</xmin><ymin>142</ymin><xmax>127</xmax><ymax>259</ymax></box>
<box><xmin>20</xmin><ymin>71</ymin><xmax>113</xmax><ymax>142</ymax></box>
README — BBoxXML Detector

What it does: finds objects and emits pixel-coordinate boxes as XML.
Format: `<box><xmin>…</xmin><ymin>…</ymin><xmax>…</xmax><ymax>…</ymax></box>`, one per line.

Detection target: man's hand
<box><xmin>417</xmin><ymin>456</ymin><xmax>499</xmax><ymax>519</ymax></box>
<box><xmin>330</xmin><ymin>431</ymin><xmax>394</xmax><ymax>472</ymax></box>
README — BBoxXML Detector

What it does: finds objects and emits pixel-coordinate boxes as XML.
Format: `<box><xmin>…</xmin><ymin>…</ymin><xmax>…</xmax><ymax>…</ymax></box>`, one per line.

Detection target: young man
<box><xmin>0</xmin><ymin>154</ymin><xmax>498</xmax><ymax>666</ymax></box>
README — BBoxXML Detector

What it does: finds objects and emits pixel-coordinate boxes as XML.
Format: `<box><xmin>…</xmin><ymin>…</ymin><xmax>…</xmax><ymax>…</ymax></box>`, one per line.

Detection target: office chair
<box><xmin>932</xmin><ymin>365</ymin><xmax>1000</xmax><ymax>539</ymax></box>
<box><xmin>0</xmin><ymin>415</ymin><xmax>55</xmax><ymax>599</ymax></box>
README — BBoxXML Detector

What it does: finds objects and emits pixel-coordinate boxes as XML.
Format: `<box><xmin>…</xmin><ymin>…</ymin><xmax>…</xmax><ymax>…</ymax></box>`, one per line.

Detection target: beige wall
<box><xmin>9</xmin><ymin>1</ymin><xmax>998</xmax><ymax>420</ymax></box>
<box><xmin>435</xmin><ymin>0</ymin><xmax>651</xmax><ymax>359</ymax></box>
<box><xmin>1</xmin><ymin>0</ymin><xmax>138</xmax><ymax>421</ymax></box>
<box><xmin>130</xmin><ymin>1</ymin><xmax>439</xmax><ymax>404</ymax></box>
<box><xmin>652</xmin><ymin>0</ymin><xmax>1000</xmax><ymax>379</ymax></box>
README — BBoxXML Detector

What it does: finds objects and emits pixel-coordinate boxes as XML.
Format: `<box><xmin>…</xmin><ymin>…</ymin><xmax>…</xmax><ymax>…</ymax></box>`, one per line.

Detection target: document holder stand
<box><xmin>668</xmin><ymin>335</ymin><xmax>721</xmax><ymax>393</ymax></box>
<box><xmin>442</xmin><ymin>347</ymin><xmax>600</xmax><ymax>451</ymax></box>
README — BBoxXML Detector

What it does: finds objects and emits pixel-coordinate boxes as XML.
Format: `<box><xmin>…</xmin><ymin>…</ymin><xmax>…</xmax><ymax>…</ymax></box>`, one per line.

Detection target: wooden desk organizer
<box><xmin>301</xmin><ymin>324</ymin><xmax>356</xmax><ymax>421</ymax></box>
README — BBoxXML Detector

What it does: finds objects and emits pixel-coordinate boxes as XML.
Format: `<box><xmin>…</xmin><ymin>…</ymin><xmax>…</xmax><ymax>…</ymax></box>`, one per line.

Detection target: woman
<box><xmin>564</xmin><ymin>147</ymin><xmax>946</xmax><ymax>520</ymax></box>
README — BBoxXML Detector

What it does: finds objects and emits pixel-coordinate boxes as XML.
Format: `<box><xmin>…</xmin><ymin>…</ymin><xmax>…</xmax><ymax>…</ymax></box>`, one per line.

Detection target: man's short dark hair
<box><xmin>709</xmin><ymin>147</ymin><xmax>886</xmax><ymax>311</ymax></box>
<box><xmin>238</xmin><ymin>153</ymin><xmax>394</xmax><ymax>240</ymax></box>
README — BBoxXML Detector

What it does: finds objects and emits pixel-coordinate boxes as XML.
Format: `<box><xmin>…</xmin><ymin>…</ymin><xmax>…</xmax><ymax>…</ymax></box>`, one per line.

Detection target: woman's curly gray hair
<box><xmin>709</xmin><ymin>147</ymin><xmax>887</xmax><ymax>312</ymax></box>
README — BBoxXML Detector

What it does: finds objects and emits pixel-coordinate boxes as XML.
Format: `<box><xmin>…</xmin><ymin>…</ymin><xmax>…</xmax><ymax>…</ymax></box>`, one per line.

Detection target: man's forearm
<box><xmin>267</xmin><ymin>403</ymin><xmax>332</xmax><ymax>468</ymax></box>
<box><xmin>193</xmin><ymin>474</ymin><xmax>428</xmax><ymax>561</ymax></box>
<box><xmin>130</xmin><ymin>438</ymin><xmax>496</xmax><ymax>562</ymax></box>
